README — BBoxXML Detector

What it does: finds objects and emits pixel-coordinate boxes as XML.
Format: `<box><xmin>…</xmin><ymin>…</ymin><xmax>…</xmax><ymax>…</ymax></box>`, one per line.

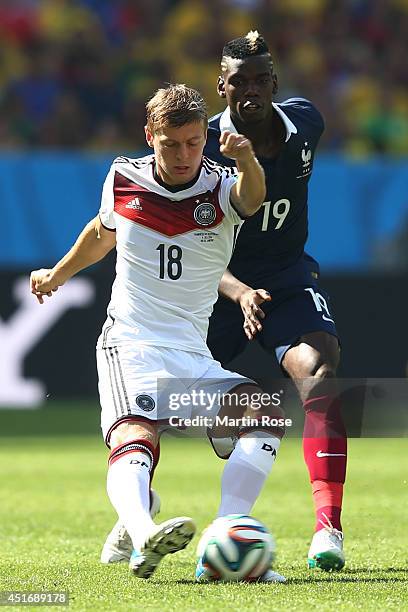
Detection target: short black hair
<box><xmin>222</xmin><ymin>30</ymin><xmax>270</xmax><ymax>61</ymax></box>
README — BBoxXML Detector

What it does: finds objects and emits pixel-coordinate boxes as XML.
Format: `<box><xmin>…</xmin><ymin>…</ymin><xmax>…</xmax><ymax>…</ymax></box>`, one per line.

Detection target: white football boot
<box><xmin>100</xmin><ymin>489</ymin><xmax>161</xmax><ymax>564</ymax></box>
<box><xmin>129</xmin><ymin>516</ymin><xmax>196</xmax><ymax>578</ymax></box>
<box><xmin>259</xmin><ymin>569</ymin><xmax>287</xmax><ymax>583</ymax></box>
<box><xmin>307</xmin><ymin>513</ymin><xmax>345</xmax><ymax>571</ymax></box>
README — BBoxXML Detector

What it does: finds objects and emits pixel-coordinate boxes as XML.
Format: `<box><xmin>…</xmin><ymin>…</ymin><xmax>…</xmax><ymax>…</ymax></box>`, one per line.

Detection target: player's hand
<box><xmin>30</xmin><ymin>269</ymin><xmax>63</xmax><ymax>304</ymax></box>
<box><xmin>219</xmin><ymin>130</ymin><xmax>254</xmax><ymax>163</ymax></box>
<box><xmin>238</xmin><ymin>288</ymin><xmax>271</xmax><ymax>340</ymax></box>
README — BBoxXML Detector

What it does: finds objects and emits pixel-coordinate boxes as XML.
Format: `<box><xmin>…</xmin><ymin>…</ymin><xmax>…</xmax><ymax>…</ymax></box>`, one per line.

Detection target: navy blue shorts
<box><xmin>207</xmin><ymin>284</ymin><xmax>339</xmax><ymax>366</ymax></box>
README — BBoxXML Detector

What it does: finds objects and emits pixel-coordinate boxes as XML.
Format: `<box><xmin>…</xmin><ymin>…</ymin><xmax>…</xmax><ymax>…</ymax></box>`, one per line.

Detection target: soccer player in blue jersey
<box><xmin>204</xmin><ymin>31</ymin><xmax>347</xmax><ymax>571</ymax></box>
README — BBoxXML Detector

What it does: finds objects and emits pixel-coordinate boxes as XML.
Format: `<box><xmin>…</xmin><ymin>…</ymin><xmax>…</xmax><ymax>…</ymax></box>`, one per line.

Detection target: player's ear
<box><xmin>217</xmin><ymin>76</ymin><xmax>226</xmax><ymax>98</ymax></box>
<box><xmin>144</xmin><ymin>125</ymin><xmax>154</xmax><ymax>148</ymax></box>
<box><xmin>272</xmin><ymin>73</ymin><xmax>278</xmax><ymax>95</ymax></box>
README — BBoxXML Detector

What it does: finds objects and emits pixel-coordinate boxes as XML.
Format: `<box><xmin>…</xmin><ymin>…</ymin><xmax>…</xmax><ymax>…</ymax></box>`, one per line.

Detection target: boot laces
<box><xmin>318</xmin><ymin>512</ymin><xmax>343</xmax><ymax>542</ymax></box>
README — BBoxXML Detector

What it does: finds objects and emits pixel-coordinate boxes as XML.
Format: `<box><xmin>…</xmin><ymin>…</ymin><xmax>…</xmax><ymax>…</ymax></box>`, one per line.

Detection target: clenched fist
<box><xmin>30</xmin><ymin>268</ymin><xmax>64</xmax><ymax>304</ymax></box>
<box><xmin>219</xmin><ymin>130</ymin><xmax>254</xmax><ymax>162</ymax></box>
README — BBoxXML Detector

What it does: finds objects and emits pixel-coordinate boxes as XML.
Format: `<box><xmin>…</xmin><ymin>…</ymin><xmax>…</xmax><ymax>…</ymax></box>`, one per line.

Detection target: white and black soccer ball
<box><xmin>197</xmin><ymin>514</ymin><xmax>275</xmax><ymax>582</ymax></box>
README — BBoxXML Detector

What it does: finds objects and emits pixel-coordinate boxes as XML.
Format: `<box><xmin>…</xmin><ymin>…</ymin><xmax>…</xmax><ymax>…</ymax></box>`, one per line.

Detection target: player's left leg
<box><xmin>198</xmin><ymin>377</ymin><xmax>287</xmax><ymax>582</ymax></box>
<box><xmin>255</xmin><ymin>284</ymin><xmax>346</xmax><ymax>570</ymax></box>
<box><xmin>282</xmin><ymin>331</ymin><xmax>346</xmax><ymax>571</ymax></box>
<box><xmin>212</xmin><ymin>383</ymin><xmax>285</xmax><ymax>517</ymax></box>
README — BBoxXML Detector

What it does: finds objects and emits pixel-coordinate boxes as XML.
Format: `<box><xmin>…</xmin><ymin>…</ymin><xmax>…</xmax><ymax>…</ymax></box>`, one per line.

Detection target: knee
<box><xmin>238</xmin><ymin>385</ymin><xmax>286</xmax><ymax>437</ymax></box>
<box><xmin>245</xmin><ymin>400</ymin><xmax>285</xmax><ymax>422</ymax></box>
<box><xmin>214</xmin><ymin>384</ymin><xmax>286</xmax><ymax>439</ymax></box>
<box><xmin>228</xmin><ymin>384</ymin><xmax>285</xmax><ymax>421</ymax></box>
<box><xmin>283</xmin><ymin>333</ymin><xmax>340</xmax><ymax>380</ymax></box>
<box><xmin>299</xmin><ymin>361</ymin><xmax>339</xmax><ymax>405</ymax></box>
<box><xmin>244</xmin><ymin>399</ymin><xmax>286</xmax><ymax>439</ymax></box>
<box><xmin>311</xmin><ymin>362</ymin><xmax>336</xmax><ymax>379</ymax></box>
<box><xmin>110</xmin><ymin>420</ymin><xmax>159</xmax><ymax>449</ymax></box>
<box><xmin>296</xmin><ymin>349</ymin><xmax>338</xmax><ymax>379</ymax></box>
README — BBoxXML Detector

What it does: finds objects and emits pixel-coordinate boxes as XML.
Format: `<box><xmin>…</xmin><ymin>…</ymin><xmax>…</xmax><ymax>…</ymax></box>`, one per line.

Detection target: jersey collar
<box><xmin>219</xmin><ymin>103</ymin><xmax>298</xmax><ymax>142</ymax></box>
<box><xmin>152</xmin><ymin>160</ymin><xmax>203</xmax><ymax>193</ymax></box>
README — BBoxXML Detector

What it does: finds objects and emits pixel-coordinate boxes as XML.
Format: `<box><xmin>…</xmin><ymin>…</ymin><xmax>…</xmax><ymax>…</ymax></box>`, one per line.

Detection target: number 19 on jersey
<box><xmin>261</xmin><ymin>198</ymin><xmax>291</xmax><ymax>231</ymax></box>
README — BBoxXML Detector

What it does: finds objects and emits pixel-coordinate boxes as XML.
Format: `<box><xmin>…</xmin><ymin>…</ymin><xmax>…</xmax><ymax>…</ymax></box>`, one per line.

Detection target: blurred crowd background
<box><xmin>1</xmin><ymin>1</ymin><xmax>408</xmax><ymax>397</ymax></box>
<box><xmin>1</xmin><ymin>0</ymin><xmax>407</xmax><ymax>155</ymax></box>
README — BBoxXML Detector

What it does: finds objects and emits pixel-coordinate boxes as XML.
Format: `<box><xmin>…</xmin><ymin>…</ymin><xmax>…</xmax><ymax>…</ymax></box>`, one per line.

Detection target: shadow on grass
<box><xmin>287</xmin><ymin>568</ymin><xmax>408</xmax><ymax>584</ymax></box>
<box><xmin>151</xmin><ymin>568</ymin><xmax>408</xmax><ymax>586</ymax></box>
<box><xmin>339</xmin><ymin>567</ymin><xmax>407</xmax><ymax>574</ymax></box>
<box><xmin>287</xmin><ymin>576</ymin><xmax>407</xmax><ymax>584</ymax></box>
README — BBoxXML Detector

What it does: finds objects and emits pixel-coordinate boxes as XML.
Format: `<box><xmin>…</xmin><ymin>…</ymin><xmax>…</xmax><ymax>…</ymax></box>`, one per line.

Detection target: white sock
<box><xmin>218</xmin><ymin>431</ymin><xmax>280</xmax><ymax>516</ymax></box>
<box><xmin>107</xmin><ymin>446</ymin><xmax>155</xmax><ymax>551</ymax></box>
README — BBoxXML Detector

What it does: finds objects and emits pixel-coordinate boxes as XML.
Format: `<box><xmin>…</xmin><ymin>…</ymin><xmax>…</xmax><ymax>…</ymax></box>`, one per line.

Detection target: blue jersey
<box><xmin>204</xmin><ymin>98</ymin><xmax>324</xmax><ymax>290</ymax></box>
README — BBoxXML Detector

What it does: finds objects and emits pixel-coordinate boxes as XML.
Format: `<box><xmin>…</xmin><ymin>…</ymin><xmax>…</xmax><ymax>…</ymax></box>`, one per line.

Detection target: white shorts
<box><xmin>97</xmin><ymin>343</ymin><xmax>254</xmax><ymax>445</ymax></box>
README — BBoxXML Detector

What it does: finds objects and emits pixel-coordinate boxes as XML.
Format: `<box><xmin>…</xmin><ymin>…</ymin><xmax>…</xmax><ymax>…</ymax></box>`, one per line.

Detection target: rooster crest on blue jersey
<box><xmin>196</xmin><ymin>514</ymin><xmax>275</xmax><ymax>582</ymax></box>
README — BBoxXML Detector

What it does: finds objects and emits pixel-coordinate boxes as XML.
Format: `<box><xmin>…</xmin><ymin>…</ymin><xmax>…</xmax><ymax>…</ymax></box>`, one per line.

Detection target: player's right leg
<box><xmin>97</xmin><ymin>344</ymin><xmax>195</xmax><ymax>578</ymax></box>
<box><xmin>107</xmin><ymin>420</ymin><xmax>195</xmax><ymax>578</ymax></box>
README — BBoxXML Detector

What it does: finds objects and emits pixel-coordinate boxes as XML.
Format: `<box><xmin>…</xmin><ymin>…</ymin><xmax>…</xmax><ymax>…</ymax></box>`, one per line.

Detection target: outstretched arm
<box><xmin>218</xmin><ymin>268</ymin><xmax>271</xmax><ymax>340</ymax></box>
<box><xmin>30</xmin><ymin>216</ymin><xmax>116</xmax><ymax>304</ymax></box>
<box><xmin>219</xmin><ymin>130</ymin><xmax>266</xmax><ymax>217</ymax></box>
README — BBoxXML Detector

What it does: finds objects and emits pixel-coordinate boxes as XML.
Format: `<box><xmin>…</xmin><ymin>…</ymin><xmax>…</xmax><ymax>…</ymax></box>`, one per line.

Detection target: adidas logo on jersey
<box><xmin>125</xmin><ymin>197</ymin><xmax>143</xmax><ymax>210</ymax></box>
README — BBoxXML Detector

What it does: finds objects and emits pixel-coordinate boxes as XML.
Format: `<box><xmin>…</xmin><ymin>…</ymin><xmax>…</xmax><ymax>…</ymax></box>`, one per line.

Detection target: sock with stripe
<box><xmin>107</xmin><ymin>440</ymin><xmax>155</xmax><ymax>551</ymax></box>
<box><xmin>303</xmin><ymin>395</ymin><xmax>347</xmax><ymax>532</ymax></box>
<box><xmin>218</xmin><ymin>431</ymin><xmax>280</xmax><ymax>516</ymax></box>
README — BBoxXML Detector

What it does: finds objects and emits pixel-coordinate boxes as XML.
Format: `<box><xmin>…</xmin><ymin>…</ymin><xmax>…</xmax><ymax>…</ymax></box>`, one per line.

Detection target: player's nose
<box><xmin>176</xmin><ymin>144</ymin><xmax>189</xmax><ymax>161</ymax></box>
<box><xmin>244</xmin><ymin>80</ymin><xmax>261</xmax><ymax>97</ymax></box>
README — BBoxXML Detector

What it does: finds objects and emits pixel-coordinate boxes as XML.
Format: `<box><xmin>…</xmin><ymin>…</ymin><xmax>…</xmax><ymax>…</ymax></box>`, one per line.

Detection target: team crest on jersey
<box><xmin>135</xmin><ymin>394</ymin><xmax>155</xmax><ymax>412</ymax></box>
<box><xmin>301</xmin><ymin>143</ymin><xmax>312</xmax><ymax>168</ymax></box>
<box><xmin>298</xmin><ymin>141</ymin><xmax>313</xmax><ymax>178</ymax></box>
<box><xmin>194</xmin><ymin>202</ymin><xmax>216</xmax><ymax>226</ymax></box>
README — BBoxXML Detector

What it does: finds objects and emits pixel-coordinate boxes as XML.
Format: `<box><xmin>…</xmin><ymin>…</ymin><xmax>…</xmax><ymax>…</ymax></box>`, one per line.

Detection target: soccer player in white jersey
<box><xmin>30</xmin><ymin>84</ymin><xmax>285</xmax><ymax>582</ymax></box>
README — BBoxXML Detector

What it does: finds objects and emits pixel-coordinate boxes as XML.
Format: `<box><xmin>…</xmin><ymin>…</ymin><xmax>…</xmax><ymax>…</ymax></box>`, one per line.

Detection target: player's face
<box><xmin>219</xmin><ymin>55</ymin><xmax>277</xmax><ymax>124</ymax></box>
<box><xmin>145</xmin><ymin>121</ymin><xmax>207</xmax><ymax>186</ymax></box>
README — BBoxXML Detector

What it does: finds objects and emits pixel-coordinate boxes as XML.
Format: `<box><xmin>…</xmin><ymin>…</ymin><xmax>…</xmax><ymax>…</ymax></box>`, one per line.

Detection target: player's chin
<box><xmin>171</xmin><ymin>168</ymin><xmax>195</xmax><ymax>183</ymax></box>
<box><xmin>239</xmin><ymin>108</ymin><xmax>266</xmax><ymax>124</ymax></box>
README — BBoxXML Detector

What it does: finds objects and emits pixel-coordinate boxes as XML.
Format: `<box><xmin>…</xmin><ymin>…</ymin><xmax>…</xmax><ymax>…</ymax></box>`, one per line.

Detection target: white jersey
<box><xmin>97</xmin><ymin>154</ymin><xmax>241</xmax><ymax>356</ymax></box>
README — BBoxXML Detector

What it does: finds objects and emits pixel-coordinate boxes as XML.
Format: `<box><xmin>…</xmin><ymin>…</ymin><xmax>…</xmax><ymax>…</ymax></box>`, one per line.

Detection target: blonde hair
<box><xmin>146</xmin><ymin>84</ymin><xmax>208</xmax><ymax>133</ymax></box>
<box><xmin>246</xmin><ymin>30</ymin><xmax>261</xmax><ymax>52</ymax></box>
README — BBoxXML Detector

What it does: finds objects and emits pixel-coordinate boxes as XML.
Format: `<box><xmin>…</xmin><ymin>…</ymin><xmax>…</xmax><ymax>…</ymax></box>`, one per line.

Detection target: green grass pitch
<box><xmin>0</xmin><ymin>403</ymin><xmax>406</xmax><ymax>611</ymax></box>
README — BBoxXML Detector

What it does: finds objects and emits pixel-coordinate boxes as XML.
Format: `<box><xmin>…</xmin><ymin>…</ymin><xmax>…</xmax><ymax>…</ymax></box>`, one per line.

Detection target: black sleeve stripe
<box><xmin>203</xmin><ymin>156</ymin><xmax>230</xmax><ymax>170</ymax></box>
<box><xmin>202</xmin><ymin>157</ymin><xmax>238</xmax><ymax>179</ymax></box>
<box><xmin>202</xmin><ymin>158</ymin><xmax>239</xmax><ymax>181</ymax></box>
<box><xmin>113</xmin><ymin>155</ymin><xmax>153</xmax><ymax>169</ymax></box>
<box><xmin>202</xmin><ymin>159</ymin><xmax>223</xmax><ymax>178</ymax></box>
<box><xmin>99</xmin><ymin>214</ymin><xmax>116</xmax><ymax>232</ymax></box>
<box><xmin>202</xmin><ymin>156</ymin><xmax>219</xmax><ymax>167</ymax></box>
<box><xmin>131</xmin><ymin>156</ymin><xmax>154</xmax><ymax>170</ymax></box>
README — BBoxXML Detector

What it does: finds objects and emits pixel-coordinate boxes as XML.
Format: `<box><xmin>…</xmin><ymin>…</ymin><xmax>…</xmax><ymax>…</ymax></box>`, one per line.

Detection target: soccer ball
<box><xmin>197</xmin><ymin>514</ymin><xmax>275</xmax><ymax>582</ymax></box>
